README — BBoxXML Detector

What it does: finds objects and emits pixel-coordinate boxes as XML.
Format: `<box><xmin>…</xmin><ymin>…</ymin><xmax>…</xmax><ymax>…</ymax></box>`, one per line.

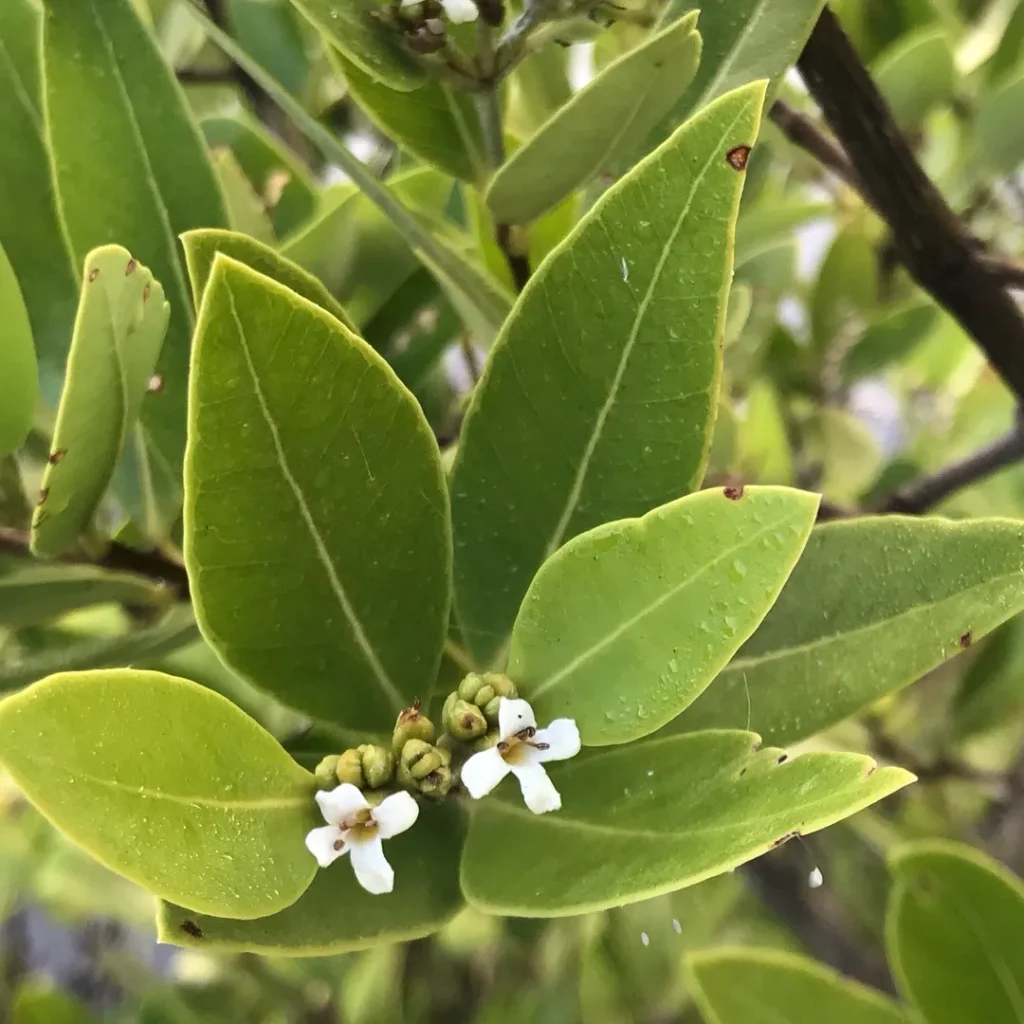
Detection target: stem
<box><xmin>796</xmin><ymin>7</ymin><xmax>1024</xmax><ymax>401</ymax></box>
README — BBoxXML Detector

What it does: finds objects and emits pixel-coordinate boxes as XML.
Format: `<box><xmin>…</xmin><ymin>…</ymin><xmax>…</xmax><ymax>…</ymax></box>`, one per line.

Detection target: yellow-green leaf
<box><xmin>0</xmin><ymin>241</ymin><xmax>37</xmax><ymax>458</ymax></box>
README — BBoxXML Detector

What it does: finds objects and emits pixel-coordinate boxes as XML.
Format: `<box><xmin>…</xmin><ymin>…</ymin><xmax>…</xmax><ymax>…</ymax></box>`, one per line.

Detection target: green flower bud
<box><xmin>391</xmin><ymin>701</ymin><xmax>435</xmax><ymax>756</ymax></box>
<box><xmin>456</xmin><ymin>672</ymin><xmax>517</xmax><ymax>725</ymax></box>
<box><xmin>396</xmin><ymin>739</ymin><xmax>451</xmax><ymax>787</ymax></box>
<box><xmin>334</xmin><ymin>745</ymin><xmax>394</xmax><ymax>789</ymax></box>
<box><xmin>335</xmin><ymin>748</ymin><xmax>365</xmax><ymax>787</ymax></box>
<box><xmin>472</xmin><ymin>728</ymin><xmax>501</xmax><ymax>753</ymax></box>
<box><xmin>418</xmin><ymin>762</ymin><xmax>452</xmax><ymax>799</ymax></box>
<box><xmin>446</xmin><ymin>699</ymin><xmax>488</xmax><ymax>741</ymax></box>
<box><xmin>314</xmin><ymin>754</ymin><xmax>341</xmax><ymax>791</ymax></box>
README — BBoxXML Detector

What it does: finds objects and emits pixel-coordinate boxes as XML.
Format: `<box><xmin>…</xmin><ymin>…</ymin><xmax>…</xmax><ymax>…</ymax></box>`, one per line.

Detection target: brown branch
<box><xmin>878</xmin><ymin>415</ymin><xmax>1024</xmax><ymax>514</ymax></box>
<box><xmin>176</xmin><ymin>66</ymin><xmax>237</xmax><ymax>84</ymax></box>
<box><xmin>793</xmin><ymin>7</ymin><xmax>1024</xmax><ymax>400</ymax></box>
<box><xmin>495</xmin><ymin>223</ymin><xmax>531</xmax><ymax>291</ymax></box>
<box><xmin>0</xmin><ymin>527</ymin><xmax>190</xmax><ymax>600</ymax></box>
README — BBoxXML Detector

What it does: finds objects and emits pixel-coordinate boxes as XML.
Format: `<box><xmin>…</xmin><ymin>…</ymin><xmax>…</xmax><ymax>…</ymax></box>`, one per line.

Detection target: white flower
<box><xmin>399</xmin><ymin>0</ymin><xmax>479</xmax><ymax>21</ymax></box>
<box><xmin>304</xmin><ymin>784</ymin><xmax>418</xmax><ymax>895</ymax></box>
<box><xmin>460</xmin><ymin>698</ymin><xmax>580</xmax><ymax>814</ymax></box>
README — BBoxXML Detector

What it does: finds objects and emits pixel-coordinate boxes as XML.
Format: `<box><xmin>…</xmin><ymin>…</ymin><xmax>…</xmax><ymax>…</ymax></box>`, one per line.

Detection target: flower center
<box><xmin>340</xmin><ymin>808</ymin><xmax>379</xmax><ymax>845</ymax></box>
<box><xmin>498</xmin><ymin>727</ymin><xmax>549</xmax><ymax>765</ymax></box>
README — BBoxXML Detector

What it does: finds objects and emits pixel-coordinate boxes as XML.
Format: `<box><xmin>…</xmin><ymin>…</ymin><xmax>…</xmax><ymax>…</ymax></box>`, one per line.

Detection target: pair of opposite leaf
<box><xmin>306</xmin><ymin>697</ymin><xmax>580</xmax><ymax>893</ymax></box>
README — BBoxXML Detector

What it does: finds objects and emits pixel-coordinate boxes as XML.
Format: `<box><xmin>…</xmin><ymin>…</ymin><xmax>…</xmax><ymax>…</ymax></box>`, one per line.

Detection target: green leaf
<box><xmin>651</xmin><ymin>0</ymin><xmax>824</xmax><ymax>146</ymax></box>
<box><xmin>11</xmin><ymin>983</ymin><xmax>96</xmax><ymax>1024</ymax></box>
<box><xmin>0</xmin><ymin>241</ymin><xmax>37</xmax><ymax>458</ymax></box>
<box><xmin>814</xmin><ymin>408</ymin><xmax>883</xmax><ymax>505</ymax></box>
<box><xmin>671</xmin><ymin>516</ymin><xmax>1024</xmax><ymax>746</ymax></box>
<box><xmin>888</xmin><ymin>841</ymin><xmax>1024</xmax><ymax>1024</ymax></box>
<box><xmin>0</xmin><ymin>0</ymin><xmax>78</xmax><ymax>401</ymax></box>
<box><xmin>485</xmin><ymin>13</ymin><xmax>702</xmax><ymax>225</ymax></box>
<box><xmin>228</xmin><ymin>0</ymin><xmax>310</xmax><ymax>97</ymax></box>
<box><xmin>460</xmin><ymin>730</ymin><xmax>913</xmax><ymax>916</ymax></box>
<box><xmin>974</xmin><ymin>65</ymin><xmax>1024</xmax><ymax>175</ymax></box>
<box><xmin>738</xmin><ymin>380</ymin><xmax>794</xmax><ymax>484</ymax></box>
<box><xmin>873</xmin><ymin>27</ymin><xmax>957</xmax><ymax>127</ymax></box>
<box><xmin>687</xmin><ymin>948</ymin><xmax>907</xmax><ymax>1024</ymax></box>
<box><xmin>30</xmin><ymin>246</ymin><xmax>170</xmax><ymax>558</ymax></box>
<box><xmin>0</xmin><ymin>559</ymin><xmax>167</xmax><ymax>629</ymax></box>
<box><xmin>841</xmin><ymin>301</ymin><xmax>938</xmax><ymax>382</ymax></box>
<box><xmin>0</xmin><ymin>668</ymin><xmax>316</xmax><ymax>917</ymax></box>
<box><xmin>288</xmin><ymin>0</ymin><xmax>425</xmax><ymax>91</ymax></box>
<box><xmin>451</xmin><ymin>82</ymin><xmax>767</xmax><ymax>667</ymax></box>
<box><xmin>735</xmin><ymin>198</ymin><xmax>830</xmax><ymax>267</ymax></box>
<box><xmin>811</xmin><ymin>227</ymin><xmax>877</xmax><ymax>350</ymax></box>
<box><xmin>157</xmin><ymin>802</ymin><xmax>463</xmax><ymax>953</ymax></box>
<box><xmin>509</xmin><ymin>487</ymin><xmax>818</xmax><ymax>745</ymax></box>
<box><xmin>201</xmin><ymin>113</ymin><xmax>318</xmax><ymax>238</ymax></box>
<box><xmin>186</xmin><ymin>5</ymin><xmax>510</xmax><ymax>338</ymax></box>
<box><xmin>180</xmin><ymin>227</ymin><xmax>356</xmax><ymax>331</ymax></box>
<box><xmin>0</xmin><ymin>605</ymin><xmax>199</xmax><ymax>694</ymax></box>
<box><xmin>211</xmin><ymin>146</ymin><xmax>275</xmax><ymax>245</ymax></box>
<box><xmin>333</xmin><ymin>49</ymin><xmax>486</xmax><ymax>184</ymax></box>
<box><xmin>186</xmin><ymin>256</ymin><xmax>451</xmax><ymax>730</ymax></box>
<box><xmin>42</xmin><ymin>0</ymin><xmax>228</xmax><ymax>492</ymax></box>
<box><xmin>954</xmin><ymin>613</ymin><xmax>1024</xmax><ymax>739</ymax></box>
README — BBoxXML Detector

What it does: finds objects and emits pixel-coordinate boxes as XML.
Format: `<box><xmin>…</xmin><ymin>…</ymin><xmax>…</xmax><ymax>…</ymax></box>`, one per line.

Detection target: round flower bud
<box><xmin>418</xmin><ymin>762</ymin><xmax>452</xmax><ymax>799</ymax></box>
<box><xmin>396</xmin><ymin>740</ymin><xmax>451</xmax><ymax>788</ymax></box>
<box><xmin>456</xmin><ymin>672</ymin><xmax>517</xmax><ymax>724</ymax></box>
<box><xmin>314</xmin><ymin>754</ymin><xmax>341</xmax><ymax>791</ymax></box>
<box><xmin>391</xmin><ymin>701</ymin><xmax>435</xmax><ymax>756</ymax></box>
<box><xmin>360</xmin><ymin>744</ymin><xmax>395</xmax><ymax>789</ymax></box>
<box><xmin>446</xmin><ymin>699</ymin><xmax>488</xmax><ymax>741</ymax></box>
<box><xmin>335</xmin><ymin>748</ymin><xmax>365</xmax><ymax>787</ymax></box>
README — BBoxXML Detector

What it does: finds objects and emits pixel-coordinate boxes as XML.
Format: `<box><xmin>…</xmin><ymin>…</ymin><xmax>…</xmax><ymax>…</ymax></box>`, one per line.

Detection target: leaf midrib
<box><xmin>16</xmin><ymin>750</ymin><xmax>306</xmax><ymax>811</ymax></box>
<box><xmin>224</xmin><ymin>279</ymin><xmax>406</xmax><ymax>713</ymax></box>
<box><xmin>477</xmin><ymin>769</ymin><xmax>904</xmax><ymax>841</ymax></box>
<box><xmin>725</xmin><ymin>568</ymin><xmax>1024</xmax><ymax>676</ymax></box>
<box><xmin>529</xmin><ymin>506</ymin><xmax>808</xmax><ymax>700</ymax></box>
<box><xmin>540</xmin><ymin>104</ymin><xmax>747</xmax><ymax>561</ymax></box>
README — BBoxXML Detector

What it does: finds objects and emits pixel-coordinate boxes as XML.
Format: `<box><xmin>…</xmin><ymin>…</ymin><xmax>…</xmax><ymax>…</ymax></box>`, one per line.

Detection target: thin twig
<box><xmin>0</xmin><ymin>527</ymin><xmax>190</xmax><ymax>600</ymax></box>
<box><xmin>878</xmin><ymin>415</ymin><xmax>1024</xmax><ymax>514</ymax></box>
<box><xmin>769</xmin><ymin>100</ymin><xmax>862</xmax><ymax>191</ymax></box>
<box><xmin>794</xmin><ymin>8</ymin><xmax>1024</xmax><ymax>400</ymax></box>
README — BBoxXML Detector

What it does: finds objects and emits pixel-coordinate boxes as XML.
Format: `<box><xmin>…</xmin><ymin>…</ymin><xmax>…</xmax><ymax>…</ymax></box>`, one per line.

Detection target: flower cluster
<box><xmin>306</xmin><ymin>674</ymin><xmax>580</xmax><ymax>894</ymax></box>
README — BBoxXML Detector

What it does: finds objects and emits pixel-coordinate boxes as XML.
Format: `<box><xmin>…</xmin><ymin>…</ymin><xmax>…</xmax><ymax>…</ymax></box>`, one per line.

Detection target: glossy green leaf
<box><xmin>187</xmin><ymin>5</ymin><xmax>511</xmax><ymax>338</ymax></box>
<box><xmin>651</xmin><ymin>0</ymin><xmax>823</xmax><ymax>146</ymax></box>
<box><xmin>815</xmin><ymin>408</ymin><xmax>883</xmax><ymax>505</ymax></box>
<box><xmin>841</xmin><ymin>301</ymin><xmax>938</xmax><ymax>382</ymax></box>
<box><xmin>486</xmin><ymin>14</ymin><xmax>702</xmax><ymax>225</ymax></box>
<box><xmin>0</xmin><ymin>605</ymin><xmax>198</xmax><ymax>695</ymax></box>
<box><xmin>158</xmin><ymin>802</ymin><xmax>463</xmax><ymax>953</ymax></box>
<box><xmin>0</xmin><ymin>559</ymin><xmax>167</xmax><ymax>629</ymax></box>
<box><xmin>334</xmin><ymin>49</ymin><xmax>486</xmax><ymax>184</ymax></box>
<box><xmin>672</xmin><ymin>516</ymin><xmax>1024</xmax><ymax>745</ymax></box>
<box><xmin>461</xmin><ymin>730</ymin><xmax>913</xmax><ymax>916</ymax></box>
<box><xmin>509</xmin><ymin>487</ymin><xmax>818</xmax><ymax>745</ymax></box>
<box><xmin>30</xmin><ymin>247</ymin><xmax>170</xmax><ymax>558</ymax></box>
<box><xmin>0</xmin><ymin>668</ymin><xmax>316</xmax><ymax>917</ymax></box>
<box><xmin>452</xmin><ymin>82</ymin><xmax>767</xmax><ymax>667</ymax></box>
<box><xmin>974</xmin><ymin>66</ymin><xmax>1024</xmax><ymax>174</ymax></box>
<box><xmin>289</xmin><ymin>0</ymin><xmax>424</xmax><ymax>91</ymax></box>
<box><xmin>888</xmin><ymin>841</ymin><xmax>1024</xmax><ymax>1024</ymax></box>
<box><xmin>180</xmin><ymin>228</ymin><xmax>356</xmax><ymax>331</ymax></box>
<box><xmin>0</xmin><ymin>0</ymin><xmax>78</xmax><ymax>400</ymax></box>
<box><xmin>228</xmin><ymin>0</ymin><xmax>310</xmax><ymax>97</ymax></box>
<box><xmin>735</xmin><ymin>197</ymin><xmax>830</xmax><ymax>267</ymax></box>
<box><xmin>211</xmin><ymin>146</ymin><xmax>275</xmax><ymax>245</ymax></box>
<box><xmin>0</xmin><ymin>241</ymin><xmax>37</xmax><ymax>458</ymax></box>
<box><xmin>688</xmin><ymin>948</ymin><xmax>907</xmax><ymax>1024</ymax></box>
<box><xmin>186</xmin><ymin>256</ymin><xmax>451</xmax><ymax>730</ymax></box>
<box><xmin>954</xmin><ymin>613</ymin><xmax>1024</xmax><ymax>738</ymax></box>
<box><xmin>508</xmin><ymin>46</ymin><xmax>573</xmax><ymax>137</ymax></box>
<box><xmin>42</xmin><ymin>0</ymin><xmax>228</xmax><ymax>489</ymax></box>
<box><xmin>873</xmin><ymin>28</ymin><xmax>957</xmax><ymax>127</ymax></box>
<box><xmin>201</xmin><ymin>113</ymin><xmax>318</xmax><ymax>238</ymax></box>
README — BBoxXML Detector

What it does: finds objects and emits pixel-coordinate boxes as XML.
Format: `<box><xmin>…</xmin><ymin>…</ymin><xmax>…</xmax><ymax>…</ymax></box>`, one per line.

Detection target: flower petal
<box><xmin>315</xmin><ymin>783</ymin><xmax>369</xmax><ymax>825</ymax></box>
<box><xmin>498</xmin><ymin>697</ymin><xmax>537</xmax><ymax>741</ymax></box>
<box><xmin>532</xmin><ymin>718</ymin><xmax>581</xmax><ymax>763</ymax></box>
<box><xmin>460</xmin><ymin>746</ymin><xmax>512</xmax><ymax>798</ymax></box>
<box><xmin>349</xmin><ymin>836</ymin><xmax>395</xmax><ymax>894</ymax></box>
<box><xmin>441</xmin><ymin>0</ymin><xmax>479</xmax><ymax>22</ymax></box>
<box><xmin>373</xmin><ymin>790</ymin><xmax>419</xmax><ymax>839</ymax></box>
<box><xmin>509</xmin><ymin>762</ymin><xmax>561</xmax><ymax>814</ymax></box>
<box><xmin>305</xmin><ymin>824</ymin><xmax>348</xmax><ymax>868</ymax></box>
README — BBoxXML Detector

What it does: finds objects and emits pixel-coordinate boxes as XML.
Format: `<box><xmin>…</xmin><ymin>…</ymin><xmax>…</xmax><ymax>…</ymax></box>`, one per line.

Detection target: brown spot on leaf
<box><xmin>37</xmin><ymin>488</ymin><xmax>49</xmax><ymax>505</ymax></box>
<box><xmin>125</xmin><ymin>258</ymin><xmax>137</xmax><ymax>275</ymax></box>
<box><xmin>147</xmin><ymin>373</ymin><xmax>164</xmax><ymax>393</ymax></box>
<box><xmin>142</xmin><ymin>284</ymin><xmax>151</xmax><ymax>303</ymax></box>
<box><xmin>88</xmin><ymin>267</ymin><xmax>100</xmax><ymax>282</ymax></box>
<box><xmin>726</xmin><ymin>145</ymin><xmax>751</xmax><ymax>171</ymax></box>
<box><xmin>180</xmin><ymin>920</ymin><xmax>203</xmax><ymax>939</ymax></box>
<box><xmin>772</xmin><ymin>830</ymin><xmax>799</xmax><ymax>849</ymax></box>
<box><xmin>777</xmin><ymin>753</ymin><xmax>789</xmax><ymax>765</ymax></box>
<box><xmin>959</xmin><ymin>631</ymin><xmax>972</xmax><ymax>648</ymax></box>
<box><xmin>724</xmin><ymin>484</ymin><xmax>745</xmax><ymax>500</ymax></box>
<box><xmin>48</xmin><ymin>449</ymin><xmax>67</xmax><ymax>465</ymax></box>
